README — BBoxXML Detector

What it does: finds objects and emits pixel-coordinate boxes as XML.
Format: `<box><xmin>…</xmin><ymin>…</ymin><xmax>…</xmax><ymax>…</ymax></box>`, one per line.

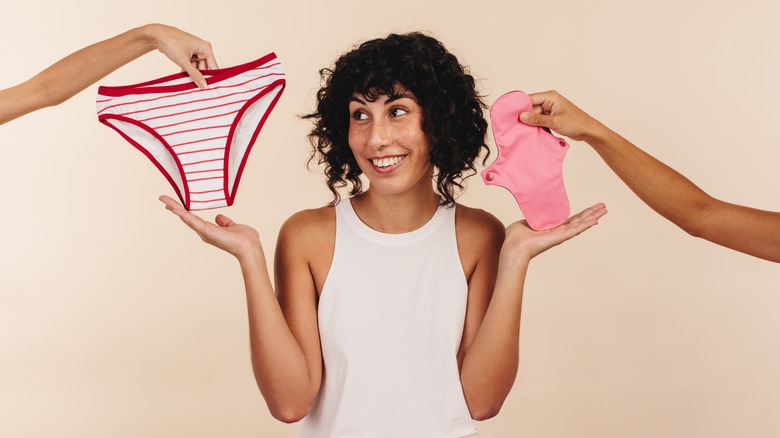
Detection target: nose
<box><xmin>367</xmin><ymin>118</ymin><xmax>390</xmax><ymax>150</ymax></box>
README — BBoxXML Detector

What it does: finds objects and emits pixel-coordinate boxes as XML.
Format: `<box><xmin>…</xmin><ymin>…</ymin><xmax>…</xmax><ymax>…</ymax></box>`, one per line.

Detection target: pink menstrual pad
<box><xmin>482</xmin><ymin>91</ymin><xmax>570</xmax><ymax>230</ymax></box>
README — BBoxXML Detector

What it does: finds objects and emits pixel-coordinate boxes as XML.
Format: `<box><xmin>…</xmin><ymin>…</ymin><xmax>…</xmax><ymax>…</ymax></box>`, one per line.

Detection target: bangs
<box><xmin>352</xmin><ymin>82</ymin><xmax>410</xmax><ymax>103</ymax></box>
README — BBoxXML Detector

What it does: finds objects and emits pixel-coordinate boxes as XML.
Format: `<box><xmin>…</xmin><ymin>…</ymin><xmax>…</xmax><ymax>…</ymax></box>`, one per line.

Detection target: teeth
<box><xmin>372</xmin><ymin>156</ymin><xmax>404</xmax><ymax>167</ymax></box>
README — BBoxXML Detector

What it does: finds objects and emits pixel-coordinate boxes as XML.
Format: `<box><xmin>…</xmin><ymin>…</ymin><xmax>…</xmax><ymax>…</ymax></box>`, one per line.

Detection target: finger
<box><xmin>196</xmin><ymin>59</ymin><xmax>207</xmax><ymax>71</ymax></box>
<box><xmin>159</xmin><ymin>194</ymin><xmax>184</xmax><ymax>210</ymax></box>
<box><xmin>176</xmin><ymin>209</ymin><xmax>211</xmax><ymax>234</ymax></box>
<box><xmin>519</xmin><ymin>111</ymin><xmax>554</xmax><ymax>128</ymax></box>
<box><xmin>564</xmin><ymin>203</ymin><xmax>607</xmax><ymax>226</ymax></box>
<box><xmin>195</xmin><ymin>47</ymin><xmax>219</xmax><ymax>70</ymax></box>
<box><xmin>562</xmin><ymin>219</ymin><xmax>598</xmax><ymax>240</ymax></box>
<box><xmin>581</xmin><ymin>203</ymin><xmax>608</xmax><ymax>222</ymax></box>
<box><xmin>557</xmin><ymin>216</ymin><xmax>598</xmax><ymax>241</ymax></box>
<box><xmin>180</xmin><ymin>62</ymin><xmax>208</xmax><ymax>89</ymax></box>
<box><xmin>159</xmin><ymin>194</ymin><xmax>209</xmax><ymax>232</ymax></box>
<box><xmin>575</xmin><ymin>203</ymin><xmax>607</xmax><ymax>219</ymax></box>
<box><xmin>204</xmin><ymin>51</ymin><xmax>219</xmax><ymax>70</ymax></box>
<box><xmin>567</xmin><ymin>203</ymin><xmax>607</xmax><ymax>226</ymax></box>
<box><xmin>527</xmin><ymin>90</ymin><xmax>557</xmax><ymax>108</ymax></box>
<box><xmin>215</xmin><ymin>214</ymin><xmax>236</xmax><ymax>228</ymax></box>
<box><xmin>190</xmin><ymin>44</ymin><xmax>219</xmax><ymax>70</ymax></box>
<box><xmin>558</xmin><ymin>203</ymin><xmax>605</xmax><ymax>229</ymax></box>
<box><xmin>159</xmin><ymin>195</ymin><xmax>199</xmax><ymax>224</ymax></box>
<box><xmin>167</xmin><ymin>206</ymin><xmax>217</xmax><ymax>241</ymax></box>
<box><xmin>588</xmin><ymin>204</ymin><xmax>608</xmax><ymax>221</ymax></box>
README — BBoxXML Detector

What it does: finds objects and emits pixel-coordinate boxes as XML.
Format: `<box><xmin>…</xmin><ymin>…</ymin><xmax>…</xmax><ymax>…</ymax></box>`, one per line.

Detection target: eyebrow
<box><xmin>386</xmin><ymin>93</ymin><xmax>415</xmax><ymax>104</ymax></box>
<box><xmin>349</xmin><ymin>93</ymin><xmax>416</xmax><ymax>105</ymax></box>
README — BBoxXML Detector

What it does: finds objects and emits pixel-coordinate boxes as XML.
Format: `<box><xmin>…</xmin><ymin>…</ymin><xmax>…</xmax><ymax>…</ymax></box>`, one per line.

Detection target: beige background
<box><xmin>2</xmin><ymin>0</ymin><xmax>779</xmax><ymax>436</ymax></box>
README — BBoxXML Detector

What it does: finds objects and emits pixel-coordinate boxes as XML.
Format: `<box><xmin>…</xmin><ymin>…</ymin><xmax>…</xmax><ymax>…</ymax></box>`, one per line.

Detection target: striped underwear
<box><xmin>97</xmin><ymin>53</ymin><xmax>286</xmax><ymax>210</ymax></box>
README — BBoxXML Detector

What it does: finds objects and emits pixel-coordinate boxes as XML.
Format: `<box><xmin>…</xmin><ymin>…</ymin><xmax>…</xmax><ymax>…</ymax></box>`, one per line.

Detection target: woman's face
<box><xmin>347</xmin><ymin>87</ymin><xmax>433</xmax><ymax>196</ymax></box>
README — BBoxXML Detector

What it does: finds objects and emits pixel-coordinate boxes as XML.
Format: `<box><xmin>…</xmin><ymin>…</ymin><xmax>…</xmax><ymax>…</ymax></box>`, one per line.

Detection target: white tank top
<box><xmin>299</xmin><ymin>198</ymin><xmax>477</xmax><ymax>438</ymax></box>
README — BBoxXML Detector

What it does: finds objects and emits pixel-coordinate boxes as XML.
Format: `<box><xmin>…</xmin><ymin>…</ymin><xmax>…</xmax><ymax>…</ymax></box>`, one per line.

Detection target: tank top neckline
<box><xmin>339</xmin><ymin>197</ymin><xmax>452</xmax><ymax>246</ymax></box>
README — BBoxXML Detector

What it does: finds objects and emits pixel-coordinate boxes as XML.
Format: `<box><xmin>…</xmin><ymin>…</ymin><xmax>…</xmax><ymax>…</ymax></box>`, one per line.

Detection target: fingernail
<box><xmin>198</xmin><ymin>79</ymin><xmax>209</xmax><ymax>89</ymax></box>
<box><xmin>519</xmin><ymin>112</ymin><xmax>529</xmax><ymax>122</ymax></box>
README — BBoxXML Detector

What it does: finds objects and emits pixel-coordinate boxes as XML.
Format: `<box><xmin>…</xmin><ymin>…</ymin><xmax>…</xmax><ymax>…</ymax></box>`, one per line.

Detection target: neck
<box><xmin>350</xmin><ymin>186</ymin><xmax>441</xmax><ymax>234</ymax></box>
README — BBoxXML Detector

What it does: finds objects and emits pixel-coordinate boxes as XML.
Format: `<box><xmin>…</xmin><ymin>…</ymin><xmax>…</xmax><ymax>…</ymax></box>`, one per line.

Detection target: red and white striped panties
<box><xmin>97</xmin><ymin>53</ymin><xmax>285</xmax><ymax>210</ymax></box>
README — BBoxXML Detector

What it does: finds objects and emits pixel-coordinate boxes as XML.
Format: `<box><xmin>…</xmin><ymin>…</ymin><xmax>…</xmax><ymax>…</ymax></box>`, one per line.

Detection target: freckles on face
<box><xmin>345</xmin><ymin>89</ymin><xmax>433</xmax><ymax>189</ymax></box>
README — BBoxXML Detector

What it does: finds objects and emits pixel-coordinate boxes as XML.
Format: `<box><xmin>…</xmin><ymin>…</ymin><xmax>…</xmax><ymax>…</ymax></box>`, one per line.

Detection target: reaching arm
<box><xmin>0</xmin><ymin>23</ymin><xmax>218</xmax><ymax>125</ymax></box>
<box><xmin>520</xmin><ymin>90</ymin><xmax>780</xmax><ymax>263</ymax></box>
<box><xmin>457</xmin><ymin>203</ymin><xmax>607</xmax><ymax>419</ymax></box>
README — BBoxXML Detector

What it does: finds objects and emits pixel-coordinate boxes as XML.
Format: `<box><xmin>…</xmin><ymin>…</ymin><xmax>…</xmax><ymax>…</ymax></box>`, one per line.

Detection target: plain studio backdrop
<box><xmin>1</xmin><ymin>1</ymin><xmax>778</xmax><ymax>436</ymax></box>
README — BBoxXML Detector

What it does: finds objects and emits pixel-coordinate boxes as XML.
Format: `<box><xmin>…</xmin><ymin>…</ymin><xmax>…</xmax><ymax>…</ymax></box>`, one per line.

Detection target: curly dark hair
<box><xmin>303</xmin><ymin>32</ymin><xmax>489</xmax><ymax>206</ymax></box>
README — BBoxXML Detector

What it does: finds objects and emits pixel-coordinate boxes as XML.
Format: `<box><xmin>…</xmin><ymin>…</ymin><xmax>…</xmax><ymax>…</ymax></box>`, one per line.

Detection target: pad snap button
<box><xmin>486</xmin><ymin>172</ymin><xmax>495</xmax><ymax>182</ymax></box>
<box><xmin>559</xmin><ymin>140</ymin><xmax>566</xmax><ymax>147</ymax></box>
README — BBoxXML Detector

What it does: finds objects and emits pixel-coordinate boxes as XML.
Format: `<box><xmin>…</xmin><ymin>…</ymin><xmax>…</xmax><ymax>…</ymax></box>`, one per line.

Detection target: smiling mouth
<box><xmin>370</xmin><ymin>155</ymin><xmax>407</xmax><ymax>169</ymax></box>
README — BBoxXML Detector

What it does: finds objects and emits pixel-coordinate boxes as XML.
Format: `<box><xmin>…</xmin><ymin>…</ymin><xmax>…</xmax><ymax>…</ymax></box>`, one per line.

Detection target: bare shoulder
<box><xmin>454</xmin><ymin>203</ymin><xmax>505</xmax><ymax>279</ymax></box>
<box><xmin>277</xmin><ymin>205</ymin><xmax>336</xmax><ymax>293</ymax></box>
<box><xmin>278</xmin><ymin>205</ymin><xmax>336</xmax><ymax>250</ymax></box>
<box><xmin>455</xmin><ymin>203</ymin><xmax>505</xmax><ymax>249</ymax></box>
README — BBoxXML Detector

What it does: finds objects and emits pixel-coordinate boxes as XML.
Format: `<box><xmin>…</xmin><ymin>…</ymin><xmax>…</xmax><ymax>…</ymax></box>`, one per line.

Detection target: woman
<box><xmin>161</xmin><ymin>33</ymin><xmax>606</xmax><ymax>437</ymax></box>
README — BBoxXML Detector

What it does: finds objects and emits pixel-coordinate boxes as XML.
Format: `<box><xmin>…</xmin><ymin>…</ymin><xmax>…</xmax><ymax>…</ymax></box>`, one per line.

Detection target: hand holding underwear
<box><xmin>147</xmin><ymin>24</ymin><xmax>219</xmax><ymax>89</ymax></box>
<box><xmin>159</xmin><ymin>195</ymin><xmax>262</xmax><ymax>260</ymax></box>
<box><xmin>0</xmin><ymin>23</ymin><xmax>220</xmax><ymax>126</ymax></box>
<box><xmin>503</xmin><ymin>203</ymin><xmax>607</xmax><ymax>260</ymax></box>
<box><xmin>518</xmin><ymin>90</ymin><xmax>604</xmax><ymax>142</ymax></box>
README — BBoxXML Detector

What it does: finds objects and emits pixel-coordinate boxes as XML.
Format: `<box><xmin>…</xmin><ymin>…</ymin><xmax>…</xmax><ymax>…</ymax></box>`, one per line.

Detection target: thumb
<box><xmin>215</xmin><ymin>214</ymin><xmax>235</xmax><ymax>228</ymax></box>
<box><xmin>181</xmin><ymin>62</ymin><xmax>209</xmax><ymax>89</ymax></box>
<box><xmin>519</xmin><ymin>111</ymin><xmax>553</xmax><ymax>128</ymax></box>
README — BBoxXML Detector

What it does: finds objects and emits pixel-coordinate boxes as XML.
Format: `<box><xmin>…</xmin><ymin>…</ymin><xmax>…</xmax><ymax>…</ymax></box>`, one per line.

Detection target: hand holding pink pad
<box><xmin>481</xmin><ymin>91</ymin><xmax>571</xmax><ymax>230</ymax></box>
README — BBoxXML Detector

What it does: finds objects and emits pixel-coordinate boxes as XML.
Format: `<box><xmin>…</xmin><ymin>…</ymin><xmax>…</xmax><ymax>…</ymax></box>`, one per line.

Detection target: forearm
<box><xmin>36</xmin><ymin>25</ymin><xmax>158</xmax><ymax>106</ymax></box>
<box><xmin>585</xmin><ymin>125</ymin><xmax>780</xmax><ymax>262</ymax></box>
<box><xmin>459</xmin><ymin>250</ymin><xmax>529</xmax><ymax>420</ymax></box>
<box><xmin>238</xmin><ymin>251</ymin><xmax>317</xmax><ymax>421</ymax></box>
<box><xmin>690</xmin><ymin>200</ymin><xmax>780</xmax><ymax>263</ymax></box>
<box><xmin>527</xmin><ymin>90</ymin><xmax>780</xmax><ymax>261</ymax></box>
<box><xmin>0</xmin><ymin>25</ymin><xmax>156</xmax><ymax>125</ymax></box>
<box><xmin>585</xmin><ymin>123</ymin><xmax>716</xmax><ymax>233</ymax></box>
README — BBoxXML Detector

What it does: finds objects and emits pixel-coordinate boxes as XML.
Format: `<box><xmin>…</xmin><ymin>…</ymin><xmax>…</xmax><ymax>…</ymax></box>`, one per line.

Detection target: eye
<box><xmin>351</xmin><ymin>110</ymin><xmax>369</xmax><ymax>121</ymax></box>
<box><xmin>389</xmin><ymin>107</ymin><xmax>408</xmax><ymax>117</ymax></box>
